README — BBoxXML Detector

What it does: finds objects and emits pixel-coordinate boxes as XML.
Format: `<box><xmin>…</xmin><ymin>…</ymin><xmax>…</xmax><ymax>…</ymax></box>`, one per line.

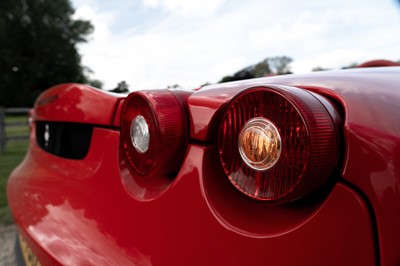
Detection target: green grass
<box><xmin>5</xmin><ymin>115</ymin><xmax>29</xmax><ymax>136</ymax></box>
<box><xmin>0</xmin><ymin>115</ymin><xmax>29</xmax><ymax>225</ymax></box>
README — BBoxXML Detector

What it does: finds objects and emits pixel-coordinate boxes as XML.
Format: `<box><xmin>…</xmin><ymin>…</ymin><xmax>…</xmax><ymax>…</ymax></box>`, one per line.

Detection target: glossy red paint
<box><xmin>34</xmin><ymin>83</ymin><xmax>123</xmax><ymax>125</ymax></box>
<box><xmin>188</xmin><ymin>67</ymin><xmax>400</xmax><ymax>265</ymax></box>
<box><xmin>9</xmin><ymin>126</ymin><xmax>375</xmax><ymax>265</ymax></box>
<box><xmin>357</xmin><ymin>59</ymin><xmax>400</xmax><ymax>68</ymax></box>
<box><xmin>7</xmin><ymin>67</ymin><xmax>400</xmax><ymax>265</ymax></box>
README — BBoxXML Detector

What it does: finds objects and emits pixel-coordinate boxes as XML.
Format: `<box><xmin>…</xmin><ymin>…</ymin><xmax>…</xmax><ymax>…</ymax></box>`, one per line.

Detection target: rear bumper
<box><xmin>8</xmin><ymin>127</ymin><xmax>377</xmax><ymax>265</ymax></box>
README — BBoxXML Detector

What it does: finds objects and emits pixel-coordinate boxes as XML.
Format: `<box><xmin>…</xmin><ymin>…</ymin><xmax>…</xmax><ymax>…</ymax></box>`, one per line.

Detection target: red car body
<box><xmin>7</xmin><ymin>64</ymin><xmax>400</xmax><ymax>265</ymax></box>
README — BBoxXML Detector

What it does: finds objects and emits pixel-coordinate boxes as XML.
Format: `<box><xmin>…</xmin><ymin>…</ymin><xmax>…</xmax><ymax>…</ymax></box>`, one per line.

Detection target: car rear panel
<box><xmin>9</xmin><ymin>127</ymin><xmax>375</xmax><ymax>265</ymax></box>
<box><xmin>8</xmin><ymin>68</ymin><xmax>400</xmax><ymax>265</ymax></box>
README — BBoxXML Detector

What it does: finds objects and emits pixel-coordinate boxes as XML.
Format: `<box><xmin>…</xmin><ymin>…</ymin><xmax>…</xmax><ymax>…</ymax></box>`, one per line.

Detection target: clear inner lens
<box><xmin>238</xmin><ymin>117</ymin><xmax>281</xmax><ymax>171</ymax></box>
<box><xmin>131</xmin><ymin>115</ymin><xmax>150</xmax><ymax>153</ymax></box>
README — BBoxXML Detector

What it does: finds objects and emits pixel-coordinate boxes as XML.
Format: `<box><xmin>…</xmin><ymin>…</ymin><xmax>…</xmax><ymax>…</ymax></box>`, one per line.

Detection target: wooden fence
<box><xmin>0</xmin><ymin>107</ymin><xmax>30</xmax><ymax>153</ymax></box>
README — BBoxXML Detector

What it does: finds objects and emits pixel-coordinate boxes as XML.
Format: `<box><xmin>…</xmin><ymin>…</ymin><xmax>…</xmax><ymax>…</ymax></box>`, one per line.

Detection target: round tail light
<box><xmin>120</xmin><ymin>90</ymin><xmax>188</xmax><ymax>178</ymax></box>
<box><xmin>218</xmin><ymin>85</ymin><xmax>339</xmax><ymax>204</ymax></box>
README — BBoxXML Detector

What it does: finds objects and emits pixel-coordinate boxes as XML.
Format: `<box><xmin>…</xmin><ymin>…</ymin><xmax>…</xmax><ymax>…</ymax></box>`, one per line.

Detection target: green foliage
<box><xmin>200</xmin><ymin>82</ymin><xmax>212</xmax><ymax>87</ymax></box>
<box><xmin>219</xmin><ymin>75</ymin><xmax>236</xmax><ymax>83</ymax></box>
<box><xmin>312</xmin><ymin>66</ymin><xmax>330</xmax><ymax>72</ymax></box>
<box><xmin>219</xmin><ymin>65</ymin><xmax>257</xmax><ymax>83</ymax></box>
<box><xmin>341</xmin><ymin>62</ymin><xmax>358</xmax><ymax>69</ymax></box>
<box><xmin>0</xmin><ymin>115</ymin><xmax>29</xmax><ymax>225</ymax></box>
<box><xmin>219</xmin><ymin>56</ymin><xmax>292</xmax><ymax>83</ymax></box>
<box><xmin>253</xmin><ymin>59</ymin><xmax>271</xmax><ymax>78</ymax></box>
<box><xmin>109</xmin><ymin>81</ymin><xmax>129</xmax><ymax>94</ymax></box>
<box><xmin>167</xmin><ymin>84</ymin><xmax>181</xmax><ymax>89</ymax></box>
<box><xmin>0</xmin><ymin>0</ymin><xmax>94</xmax><ymax>107</ymax></box>
<box><xmin>87</xmin><ymin>79</ymin><xmax>104</xmax><ymax>89</ymax></box>
<box><xmin>0</xmin><ymin>141</ymin><xmax>28</xmax><ymax>225</ymax></box>
<box><xmin>267</xmin><ymin>56</ymin><xmax>293</xmax><ymax>74</ymax></box>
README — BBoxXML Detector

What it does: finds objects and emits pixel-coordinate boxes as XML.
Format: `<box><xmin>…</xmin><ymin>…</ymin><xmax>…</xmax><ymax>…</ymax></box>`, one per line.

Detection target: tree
<box><xmin>167</xmin><ymin>84</ymin><xmax>181</xmax><ymax>89</ymax></box>
<box><xmin>253</xmin><ymin>59</ymin><xmax>271</xmax><ymax>78</ymax></box>
<box><xmin>0</xmin><ymin>0</ymin><xmax>93</xmax><ymax>107</ymax></box>
<box><xmin>341</xmin><ymin>62</ymin><xmax>358</xmax><ymax>69</ymax></box>
<box><xmin>109</xmin><ymin>81</ymin><xmax>129</xmax><ymax>94</ymax></box>
<box><xmin>219</xmin><ymin>75</ymin><xmax>236</xmax><ymax>83</ymax></box>
<box><xmin>218</xmin><ymin>56</ymin><xmax>291</xmax><ymax>83</ymax></box>
<box><xmin>219</xmin><ymin>61</ymin><xmax>269</xmax><ymax>83</ymax></box>
<box><xmin>267</xmin><ymin>56</ymin><xmax>293</xmax><ymax>74</ymax></box>
<box><xmin>83</xmin><ymin>67</ymin><xmax>103</xmax><ymax>89</ymax></box>
<box><xmin>312</xmin><ymin>66</ymin><xmax>330</xmax><ymax>72</ymax></box>
<box><xmin>87</xmin><ymin>79</ymin><xmax>104</xmax><ymax>89</ymax></box>
<box><xmin>200</xmin><ymin>82</ymin><xmax>212</xmax><ymax>87</ymax></box>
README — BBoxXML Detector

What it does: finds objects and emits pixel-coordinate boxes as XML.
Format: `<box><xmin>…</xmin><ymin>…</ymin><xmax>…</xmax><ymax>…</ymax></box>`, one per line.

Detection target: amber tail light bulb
<box><xmin>238</xmin><ymin>117</ymin><xmax>282</xmax><ymax>171</ymax></box>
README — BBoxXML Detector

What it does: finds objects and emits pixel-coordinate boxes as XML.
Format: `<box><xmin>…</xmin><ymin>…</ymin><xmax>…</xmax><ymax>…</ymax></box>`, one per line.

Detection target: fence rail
<box><xmin>0</xmin><ymin>107</ymin><xmax>30</xmax><ymax>153</ymax></box>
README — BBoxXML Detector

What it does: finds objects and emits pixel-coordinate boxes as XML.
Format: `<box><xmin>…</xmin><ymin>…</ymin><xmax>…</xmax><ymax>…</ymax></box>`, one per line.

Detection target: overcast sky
<box><xmin>71</xmin><ymin>0</ymin><xmax>400</xmax><ymax>90</ymax></box>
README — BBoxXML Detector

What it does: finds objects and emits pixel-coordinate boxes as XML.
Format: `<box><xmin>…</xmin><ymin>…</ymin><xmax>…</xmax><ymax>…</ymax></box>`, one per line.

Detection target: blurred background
<box><xmin>0</xmin><ymin>0</ymin><xmax>400</xmax><ymax>227</ymax></box>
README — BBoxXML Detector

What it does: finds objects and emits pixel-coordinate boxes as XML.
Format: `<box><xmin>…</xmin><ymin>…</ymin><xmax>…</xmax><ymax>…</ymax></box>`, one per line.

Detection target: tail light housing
<box><xmin>120</xmin><ymin>90</ymin><xmax>189</xmax><ymax>179</ymax></box>
<box><xmin>218</xmin><ymin>85</ymin><xmax>340</xmax><ymax>204</ymax></box>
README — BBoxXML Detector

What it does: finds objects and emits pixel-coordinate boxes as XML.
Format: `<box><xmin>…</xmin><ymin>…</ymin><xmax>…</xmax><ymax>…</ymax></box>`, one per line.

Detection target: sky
<box><xmin>71</xmin><ymin>0</ymin><xmax>400</xmax><ymax>90</ymax></box>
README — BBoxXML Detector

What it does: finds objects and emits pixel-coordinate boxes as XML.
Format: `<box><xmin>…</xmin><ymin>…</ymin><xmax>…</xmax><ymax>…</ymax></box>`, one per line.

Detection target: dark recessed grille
<box><xmin>36</xmin><ymin>121</ymin><xmax>93</xmax><ymax>159</ymax></box>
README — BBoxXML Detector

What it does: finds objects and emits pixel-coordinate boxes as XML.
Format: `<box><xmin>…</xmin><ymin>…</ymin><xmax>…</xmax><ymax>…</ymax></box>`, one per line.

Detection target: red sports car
<box><xmin>7</xmin><ymin>60</ymin><xmax>400</xmax><ymax>265</ymax></box>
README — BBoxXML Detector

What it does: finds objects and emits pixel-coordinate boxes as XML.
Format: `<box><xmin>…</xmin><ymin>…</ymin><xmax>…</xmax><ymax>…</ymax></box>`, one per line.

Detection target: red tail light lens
<box><xmin>218</xmin><ymin>85</ymin><xmax>339</xmax><ymax>204</ymax></box>
<box><xmin>120</xmin><ymin>90</ymin><xmax>188</xmax><ymax>177</ymax></box>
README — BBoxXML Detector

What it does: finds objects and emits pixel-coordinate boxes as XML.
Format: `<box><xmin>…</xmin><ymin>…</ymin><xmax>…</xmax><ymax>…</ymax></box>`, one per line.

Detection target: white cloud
<box><xmin>211</xmin><ymin>56</ymin><xmax>248</xmax><ymax>78</ymax></box>
<box><xmin>248</xmin><ymin>14</ymin><xmax>327</xmax><ymax>51</ymax></box>
<box><xmin>71</xmin><ymin>0</ymin><xmax>400</xmax><ymax>90</ymax></box>
<box><xmin>73</xmin><ymin>5</ymin><xmax>115</xmax><ymax>43</ymax></box>
<box><xmin>292</xmin><ymin>49</ymin><xmax>373</xmax><ymax>73</ymax></box>
<box><xmin>142</xmin><ymin>0</ymin><xmax>226</xmax><ymax>17</ymax></box>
